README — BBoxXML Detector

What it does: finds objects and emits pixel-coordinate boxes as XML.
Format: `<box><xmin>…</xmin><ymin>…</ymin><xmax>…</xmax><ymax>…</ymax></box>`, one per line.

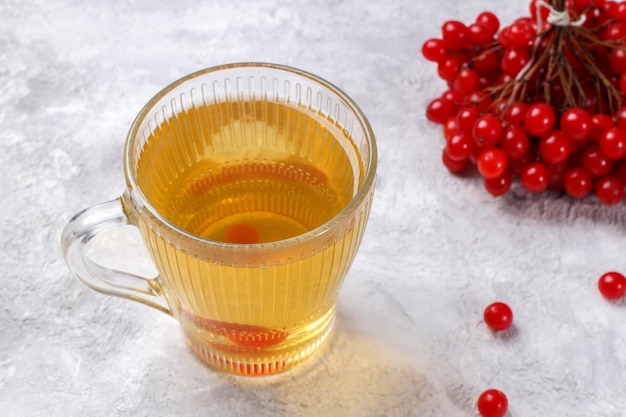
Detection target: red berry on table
<box><xmin>477</xmin><ymin>389</ymin><xmax>508</xmax><ymax>417</ymax></box>
<box><xmin>483</xmin><ymin>302</ymin><xmax>514</xmax><ymax>331</ymax></box>
<box><xmin>477</xmin><ymin>148</ymin><xmax>508</xmax><ymax>179</ymax></box>
<box><xmin>598</xmin><ymin>272</ymin><xmax>626</xmax><ymax>300</ymax></box>
<box><xmin>524</xmin><ymin>103</ymin><xmax>556</xmax><ymax>136</ymax></box>
<box><xmin>521</xmin><ymin>162</ymin><xmax>550</xmax><ymax>193</ymax></box>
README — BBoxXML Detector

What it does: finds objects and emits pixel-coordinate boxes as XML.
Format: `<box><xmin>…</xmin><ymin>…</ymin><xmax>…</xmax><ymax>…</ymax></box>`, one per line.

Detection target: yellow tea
<box><xmin>131</xmin><ymin>98</ymin><xmax>369</xmax><ymax>375</ymax></box>
<box><xmin>62</xmin><ymin>64</ymin><xmax>377</xmax><ymax>378</ymax></box>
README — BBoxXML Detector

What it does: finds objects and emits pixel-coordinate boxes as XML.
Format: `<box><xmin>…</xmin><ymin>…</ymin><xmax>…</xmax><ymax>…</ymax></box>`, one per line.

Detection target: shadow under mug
<box><xmin>61</xmin><ymin>63</ymin><xmax>377</xmax><ymax>377</ymax></box>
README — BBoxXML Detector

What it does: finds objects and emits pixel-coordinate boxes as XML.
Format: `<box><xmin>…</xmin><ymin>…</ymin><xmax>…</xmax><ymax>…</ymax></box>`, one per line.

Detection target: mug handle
<box><xmin>61</xmin><ymin>197</ymin><xmax>172</xmax><ymax>315</ymax></box>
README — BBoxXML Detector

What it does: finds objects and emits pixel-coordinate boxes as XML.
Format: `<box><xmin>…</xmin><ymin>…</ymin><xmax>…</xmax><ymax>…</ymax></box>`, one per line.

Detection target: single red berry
<box><xmin>598</xmin><ymin>272</ymin><xmax>626</xmax><ymax>300</ymax></box>
<box><xmin>446</xmin><ymin>133</ymin><xmax>476</xmax><ymax>161</ymax></box>
<box><xmin>456</xmin><ymin>107</ymin><xmax>479</xmax><ymax>134</ymax></box>
<box><xmin>597</xmin><ymin>1</ymin><xmax>616</xmax><ymax>24</ymax></box>
<box><xmin>503</xmin><ymin>102</ymin><xmax>528</xmax><ymax>127</ymax></box>
<box><xmin>441</xmin><ymin>20</ymin><xmax>470</xmax><ymax>49</ymax></box>
<box><xmin>422</xmin><ymin>38</ymin><xmax>448</xmax><ymax>62</ymax></box>
<box><xmin>581</xmin><ymin>146</ymin><xmax>613</xmax><ymax>176</ymax></box>
<box><xmin>477</xmin><ymin>389</ymin><xmax>508</xmax><ymax>417</ymax></box>
<box><xmin>441</xmin><ymin>149</ymin><xmax>470</xmax><ymax>173</ymax></box>
<box><xmin>564</xmin><ymin>167</ymin><xmax>593</xmax><ymax>198</ymax></box>
<box><xmin>472</xmin><ymin>52</ymin><xmax>501</xmax><ymax>77</ymax></box>
<box><xmin>610</xmin><ymin>49</ymin><xmax>626</xmax><ymax>74</ymax></box>
<box><xmin>524</xmin><ymin>103</ymin><xmax>556</xmax><ymax>136</ymax></box>
<box><xmin>600</xmin><ymin>127</ymin><xmax>626</xmax><ymax>160</ymax></box>
<box><xmin>604</xmin><ymin>22</ymin><xmax>626</xmax><ymax>42</ymax></box>
<box><xmin>468</xmin><ymin>22</ymin><xmax>495</xmax><ymax>46</ymax></box>
<box><xmin>595</xmin><ymin>175</ymin><xmax>624</xmax><ymax>205</ymax></box>
<box><xmin>497</xmin><ymin>26</ymin><xmax>514</xmax><ymax>49</ymax></box>
<box><xmin>476</xmin><ymin>11</ymin><xmax>500</xmax><ymax>33</ymax></box>
<box><xmin>521</xmin><ymin>162</ymin><xmax>550</xmax><ymax>193</ymax></box>
<box><xmin>539</xmin><ymin>130</ymin><xmax>572</xmax><ymax>164</ymax></box>
<box><xmin>483</xmin><ymin>302</ymin><xmax>514</xmax><ymax>331</ymax></box>
<box><xmin>468</xmin><ymin>91</ymin><xmax>493</xmax><ymax>113</ymax></box>
<box><xmin>560</xmin><ymin>108</ymin><xmax>592</xmax><ymax>141</ymax></box>
<box><xmin>508</xmin><ymin>20</ymin><xmax>535</xmax><ymax>48</ymax></box>
<box><xmin>441</xmin><ymin>89</ymin><xmax>464</xmax><ymax>106</ymax></box>
<box><xmin>437</xmin><ymin>58</ymin><xmax>462</xmax><ymax>81</ymax></box>
<box><xmin>501</xmin><ymin>126</ymin><xmax>530</xmax><ymax>159</ymax></box>
<box><xmin>615</xmin><ymin>2</ymin><xmax>626</xmax><ymax>19</ymax></box>
<box><xmin>501</xmin><ymin>47</ymin><xmax>531</xmax><ymax>77</ymax></box>
<box><xmin>477</xmin><ymin>148</ymin><xmax>508</xmax><ymax>179</ymax></box>
<box><xmin>484</xmin><ymin>170</ymin><xmax>512</xmax><ymax>197</ymax></box>
<box><xmin>472</xmin><ymin>114</ymin><xmax>503</xmax><ymax>147</ymax></box>
<box><xmin>453</xmin><ymin>68</ymin><xmax>481</xmax><ymax>94</ymax></box>
<box><xmin>590</xmin><ymin>114</ymin><xmax>615</xmax><ymax>142</ymax></box>
<box><xmin>426</xmin><ymin>98</ymin><xmax>455</xmax><ymax>124</ymax></box>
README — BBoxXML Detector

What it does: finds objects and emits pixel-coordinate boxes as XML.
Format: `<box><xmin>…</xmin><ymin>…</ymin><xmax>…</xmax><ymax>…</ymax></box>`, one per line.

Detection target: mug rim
<box><xmin>123</xmin><ymin>62</ymin><xmax>377</xmax><ymax>253</ymax></box>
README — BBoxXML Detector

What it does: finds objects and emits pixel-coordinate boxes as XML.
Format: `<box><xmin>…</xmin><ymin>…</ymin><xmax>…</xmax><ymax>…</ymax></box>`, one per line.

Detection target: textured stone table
<box><xmin>4</xmin><ymin>0</ymin><xmax>626</xmax><ymax>416</ymax></box>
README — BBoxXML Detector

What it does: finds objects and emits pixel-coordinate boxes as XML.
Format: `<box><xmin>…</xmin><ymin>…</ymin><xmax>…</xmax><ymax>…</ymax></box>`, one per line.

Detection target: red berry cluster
<box><xmin>422</xmin><ymin>0</ymin><xmax>626</xmax><ymax>205</ymax></box>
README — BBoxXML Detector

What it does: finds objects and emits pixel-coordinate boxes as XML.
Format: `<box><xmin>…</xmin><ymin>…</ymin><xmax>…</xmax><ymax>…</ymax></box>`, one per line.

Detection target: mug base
<box><xmin>183</xmin><ymin>308</ymin><xmax>336</xmax><ymax>377</ymax></box>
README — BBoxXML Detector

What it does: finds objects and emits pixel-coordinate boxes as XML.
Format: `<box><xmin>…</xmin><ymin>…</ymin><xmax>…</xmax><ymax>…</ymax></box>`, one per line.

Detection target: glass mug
<box><xmin>61</xmin><ymin>63</ymin><xmax>377</xmax><ymax>377</ymax></box>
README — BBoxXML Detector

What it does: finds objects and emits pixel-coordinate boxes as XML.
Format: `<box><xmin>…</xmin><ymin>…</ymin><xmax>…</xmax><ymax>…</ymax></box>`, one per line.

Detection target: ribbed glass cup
<box><xmin>62</xmin><ymin>63</ymin><xmax>377</xmax><ymax>377</ymax></box>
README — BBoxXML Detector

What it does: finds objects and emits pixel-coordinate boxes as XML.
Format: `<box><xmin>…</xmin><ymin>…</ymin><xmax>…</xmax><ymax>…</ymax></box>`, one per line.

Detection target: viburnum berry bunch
<box><xmin>423</xmin><ymin>0</ymin><xmax>626</xmax><ymax>204</ymax></box>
